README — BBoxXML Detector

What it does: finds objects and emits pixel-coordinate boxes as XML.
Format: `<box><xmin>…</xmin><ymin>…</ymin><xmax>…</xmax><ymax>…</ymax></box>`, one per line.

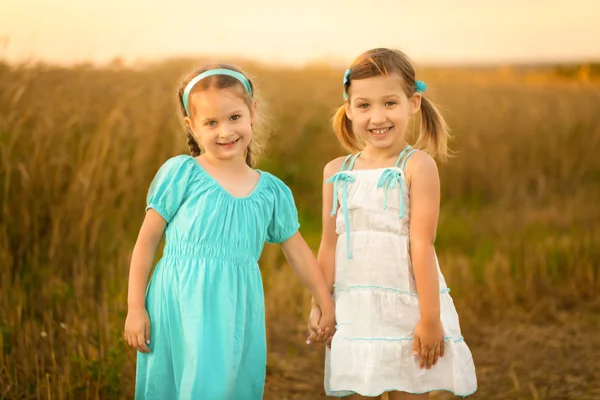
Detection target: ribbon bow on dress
<box><xmin>377</xmin><ymin>168</ymin><xmax>406</xmax><ymax>219</ymax></box>
<box><xmin>326</xmin><ymin>172</ymin><xmax>355</xmax><ymax>259</ymax></box>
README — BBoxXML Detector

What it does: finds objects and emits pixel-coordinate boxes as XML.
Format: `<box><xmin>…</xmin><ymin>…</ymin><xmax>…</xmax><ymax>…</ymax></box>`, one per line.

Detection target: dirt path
<box><xmin>263</xmin><ymin>304</ymin><xmax>600</xmax><ymax>400</ymax></box>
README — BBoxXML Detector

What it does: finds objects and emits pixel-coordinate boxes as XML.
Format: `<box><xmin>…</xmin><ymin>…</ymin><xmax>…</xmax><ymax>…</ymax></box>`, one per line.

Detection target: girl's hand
<box><xmin>306</xmin><ymin>305</ymin><xmax>323</xmax><ymax>345</ymax></box>
<box><xmin>412</xmin><ymin>318</ymin><xmax>445</xmax><ymax>369</ymax></box>
<box><xmin>306</xmin><ymin>304</ymin><xmax>336</xmax><ymax>346</ymax></box>
<box><xmin>317</xmin><ymin>303</ymin><xmax>336</xmax><ymax>347</ymax></box>
<box><xmin>124</xmin><ymin>308</ymin><xmax>151</xmax><ymax>353</ymax></box>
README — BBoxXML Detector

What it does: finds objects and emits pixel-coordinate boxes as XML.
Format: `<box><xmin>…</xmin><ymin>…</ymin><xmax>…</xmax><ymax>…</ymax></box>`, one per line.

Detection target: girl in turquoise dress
<box><xmin>124</xmin><ymin>64</ymin><xmax>336</xmax><ymax>400</ymax></box>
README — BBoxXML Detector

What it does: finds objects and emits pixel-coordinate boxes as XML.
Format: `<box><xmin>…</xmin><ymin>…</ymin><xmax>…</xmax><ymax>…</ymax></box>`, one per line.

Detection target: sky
<box><xmin>1</xmin><ymin>0</ymin><xmax>599</xmax><ymax>67</ymax></box>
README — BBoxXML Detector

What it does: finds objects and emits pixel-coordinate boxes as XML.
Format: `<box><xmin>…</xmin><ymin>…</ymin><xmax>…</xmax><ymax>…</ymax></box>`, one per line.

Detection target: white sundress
<box><xmin>324</xmin><ymin>145</ymin><xmax>478</xmax><ymax>397</ymax></box>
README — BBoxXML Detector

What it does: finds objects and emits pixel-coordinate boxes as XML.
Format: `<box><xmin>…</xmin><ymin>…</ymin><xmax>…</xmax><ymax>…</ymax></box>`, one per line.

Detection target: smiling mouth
<box><xmin>217</xmin><ymin>138</ymin><xmax>241</xmax><ymax>146</ymax></box>
<box><xmin>369</xmin><ymin>127</ymin><xmax>393</xmax><ymax>135</ymax></box>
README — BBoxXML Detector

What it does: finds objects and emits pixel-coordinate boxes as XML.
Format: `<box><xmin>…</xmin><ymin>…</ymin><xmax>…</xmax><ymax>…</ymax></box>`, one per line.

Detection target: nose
<box><xmin>370</xmin><ymin>106</ymin><xmax>387</xmax><ymax>125</ymax></box>
<box><xmin>218</xmin><ymin>123</ymin><xmax>234</xmax><ymax>138</ymax></box>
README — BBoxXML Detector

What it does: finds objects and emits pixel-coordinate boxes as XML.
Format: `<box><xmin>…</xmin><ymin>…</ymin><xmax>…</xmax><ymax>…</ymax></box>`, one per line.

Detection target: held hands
<box><xmin>124</xmin><ymin>308</ymin><xmax>151</xmax><ymax>353</ymax></box>
<box><xmin>412</xmin><ymin>318</ymin><xmax>445</xmax><ymax>369</ymax></box>
<box><xmin>306</xmin><ymin>304</ymin><xmax>336</xmax><ymax>346</ymax></box>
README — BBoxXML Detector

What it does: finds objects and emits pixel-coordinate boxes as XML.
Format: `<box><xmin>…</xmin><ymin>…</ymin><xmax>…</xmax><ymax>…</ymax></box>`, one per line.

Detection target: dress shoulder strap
<box><xmin>399</xmin><ymin>149</ymin><xmax>418</xmax><ymax>170</ymax></box>
<box><xmin>347</xmin><ymin>153</ymin><xmax>361</xmax><ymax>171</ymax></box>
<box><xmin>339</xmin><ymin>154</ymin><xmax>354</xmax><ymax>171</ymax></box>
<box><xmin>393</xmin><ymin>145</ymin><xmax>412</xmax><ymax>168</ymax></box>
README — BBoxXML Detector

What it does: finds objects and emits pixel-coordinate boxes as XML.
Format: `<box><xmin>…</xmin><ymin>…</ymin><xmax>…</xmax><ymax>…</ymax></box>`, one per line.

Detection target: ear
<box><xmin>184</xmin><ymin>116</ymin><xmax>200</xmax><ymax>141</ymax></box>
<box><xmin>344</xmin><ymin>99</ymin><xmax>353</xmax><ymax>121</ymax></box>
<box><xmin>184</xmin><ymin>116</ymin><xmax>194</xmax><ymax>131</ymax></box>
<box><xmin>409</xmin><ymin>93</ymin><xmax>422</xmax><ymax>115</ymax></box>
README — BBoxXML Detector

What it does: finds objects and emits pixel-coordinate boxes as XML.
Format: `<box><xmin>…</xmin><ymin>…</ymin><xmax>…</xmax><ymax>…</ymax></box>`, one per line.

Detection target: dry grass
<box><xmin>0</xmin><ymin>59</ymin><xmax>599</xmax><ymax>399</ymax></box>
<box><xmin>262</xmin><ymin>301</ymin><xmax>600</xmax><ymax>400</ymax></box>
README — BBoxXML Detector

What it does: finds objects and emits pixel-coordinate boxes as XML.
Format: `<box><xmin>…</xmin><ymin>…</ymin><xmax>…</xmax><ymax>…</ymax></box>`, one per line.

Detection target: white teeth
<box><xmin>218</xmin><ymin>138</ymin><xmax>239</xmax><ymax>145</ymax></box>
<box><xmin>371</xmin><ymin>127</ymin><xmax>391</xmax><ymax>134</ymax></box>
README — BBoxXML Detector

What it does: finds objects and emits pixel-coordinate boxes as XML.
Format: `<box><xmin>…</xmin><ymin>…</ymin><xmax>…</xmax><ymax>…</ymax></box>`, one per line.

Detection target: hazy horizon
<box><xmin>2</xmin><ymin>0</ymin><xmax>599</xmax><ymax>68</ymax></box>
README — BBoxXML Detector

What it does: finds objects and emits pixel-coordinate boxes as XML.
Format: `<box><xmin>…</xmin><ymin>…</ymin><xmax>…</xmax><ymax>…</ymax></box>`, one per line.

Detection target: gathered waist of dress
<box><xmin>162</xmin><ymin>242</ymin><xmax>258</xmax><ymax>264</ymax></box>
<box><xmin>338</xmin><ymin>229</ymin><xmax>410</xmax><ymax>237</ymax></box>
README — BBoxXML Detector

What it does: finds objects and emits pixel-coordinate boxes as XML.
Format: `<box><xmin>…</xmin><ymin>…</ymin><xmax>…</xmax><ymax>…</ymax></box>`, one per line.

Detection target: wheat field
<box><xmin>1</xmin><ymin>59</ymin><xmax>599</xmax><ymax>399</ymax></box>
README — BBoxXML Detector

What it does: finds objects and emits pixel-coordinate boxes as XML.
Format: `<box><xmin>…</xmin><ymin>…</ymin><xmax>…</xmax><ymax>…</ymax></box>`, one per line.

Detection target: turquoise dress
<box><xmin>135</xmin><ymin>155</ymin><xmax>300</xmax><ymax>400</ymax></box>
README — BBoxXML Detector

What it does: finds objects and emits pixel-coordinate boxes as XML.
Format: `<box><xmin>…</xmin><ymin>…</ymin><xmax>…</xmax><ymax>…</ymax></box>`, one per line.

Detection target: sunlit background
<box><xmin>1</xmin><ymin>1</ymin><xmax>599</xmax><ymax>399</ymax></box>
<box><xmin>2</xmin><ymin>0</ymin><xmax>600</xmax><ymax>66</ymax></box>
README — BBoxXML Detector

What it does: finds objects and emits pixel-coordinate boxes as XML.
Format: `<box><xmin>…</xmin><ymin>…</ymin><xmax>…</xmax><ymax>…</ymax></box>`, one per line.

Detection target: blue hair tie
<box><xmin>182</xmin><ymin>68</ymin><xmax>253</xmax><ymax>116</ymax></box>
<box><xmin>342</xmin><ymin>68</ymin><xmax>351</xmax><ymax>99</ymax></box>
<box><xmin>342</xmin><ymin>70</ymin><xmax>428</xmax><ymax>98</ymax></box>
<box><xmin>343</xmin><ymin>68</ymin><xmax>351</xmax><ymax>86</ymax></box>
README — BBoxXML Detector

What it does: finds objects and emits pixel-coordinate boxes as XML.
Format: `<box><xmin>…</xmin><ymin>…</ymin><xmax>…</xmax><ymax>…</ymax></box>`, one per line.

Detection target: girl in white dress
<box><xmin>307</xmin><ymin>48</ymin><xmax>478</xmax><ymax>399</ymax></box>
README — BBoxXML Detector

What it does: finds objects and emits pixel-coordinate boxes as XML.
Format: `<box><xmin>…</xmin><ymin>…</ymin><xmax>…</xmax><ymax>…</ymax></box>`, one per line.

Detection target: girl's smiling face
<box><xmin>345</xmin><ymin>73</ymin><xmax>421</xmax><ymax>151</ymax></box>
<box><xmin>185</xmin><ymin>86</ymin><xmax>255</xmax><ymax>162</ymax></box>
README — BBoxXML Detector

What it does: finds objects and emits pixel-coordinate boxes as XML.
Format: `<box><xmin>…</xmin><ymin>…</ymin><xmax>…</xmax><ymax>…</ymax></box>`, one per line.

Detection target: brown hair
<box><xmin>332</xmin><ymin>48</ymin><xmax>450</xmax><ymax>161</ymax></box>
<box><xmin>177</xmin><ymin>63</ymin><xmax>269</xmax><ymax>167</ymax></box>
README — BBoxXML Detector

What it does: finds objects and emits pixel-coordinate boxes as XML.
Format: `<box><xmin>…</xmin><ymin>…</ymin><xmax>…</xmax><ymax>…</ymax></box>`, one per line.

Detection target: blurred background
<box><xmin>1</xmin><ymin>1</ymin><xmax>599</xmax><ymax>399</ymax></box>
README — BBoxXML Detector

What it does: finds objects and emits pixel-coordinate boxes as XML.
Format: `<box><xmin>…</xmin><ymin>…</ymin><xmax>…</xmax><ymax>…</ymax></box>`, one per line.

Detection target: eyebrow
<box><xmin>198</xmin><ymin>110</ymin><xmax>245</xmax><ymax>121</ymax></box>
<box><xmin>353</xmin><ymin>94</ymin><xmax>401</xmax><ymax>101</ymax></box>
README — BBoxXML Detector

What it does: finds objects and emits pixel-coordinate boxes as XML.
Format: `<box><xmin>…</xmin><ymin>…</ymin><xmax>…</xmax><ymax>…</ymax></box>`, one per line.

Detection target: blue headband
<box><xmin>342</xmin><ymin>68</ymin><xmax>427</xmax><ymax>99</ymax></box>
<box><xmin>182</xmin><ymin>68</ymin><xmax>253</xmax><ymax>116</ymax></box>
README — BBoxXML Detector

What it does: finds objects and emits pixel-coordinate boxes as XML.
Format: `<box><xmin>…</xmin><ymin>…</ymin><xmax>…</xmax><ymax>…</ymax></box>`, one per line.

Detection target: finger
<box><xmin>440</xmin><ymin>339</ymin><xmax>445</xmax><ymax>357</ymax></box>
<box><xmin>137</xmin><ymin>332</ymin><xmax>150</xmax><ymax>353</ymax></box>
<box><xmin>329</xmin><ymin>325</ymin><xmax>337</xmax><ymax>337</ymax></box>
<box><xmin>145</xmin><ymin>323</ymin><xmax>151</xmax><ymax>345</ymax></box>
<box><xmin>322</xmin><ymin>327</ymin><xmax>330</xmax><ymax>342</ymax></box>
<box><xmin>419</xmin><ymin>349</ymin><xmax>426</xmax><ymax>369</ymax></box>
<box><xmin>316</xmin><ymin>327</ymin><xmax>327</xmax><ymax>342</ymax></box>
<box><xmin>309</xmin><ymin>319</ymin><xmax>322</xmax><ymax>335</ymax></box>
<box><xmin>131</xmin><ymin>334</ymin><xmax>141</xmax><ymax>352</ymax></box>
<box><xmin>427</xmin><ymin>344</ymin><xmax>436</xmax><ymax>369</ymax></box>
<box><xmin>432</xmin><ymin>345</ymin><xmax>440</xmax><ymax>366</ymax></box>
<box><xmin>428</xmin><ymin>344</ymin><xmax>437</xmax><ymax>368</ymax></box>
<box><xmin>135</xmin><ymin>335</ymin><xmax>145</xmax><ymax>353</ymax></box>
<box><xmin>306</xmin><ymin>329</ymin><xmax>317</xmax><ymax>344</ymax></box>
<box><xmin>412</xmin><ymin>335</ymin><xmax>420</xmax><ymax>357</ymax></box>
<box><xmin>420</xmin><ymin>343</ymin><xmax>429</xmax><ymax>369</ymax></box>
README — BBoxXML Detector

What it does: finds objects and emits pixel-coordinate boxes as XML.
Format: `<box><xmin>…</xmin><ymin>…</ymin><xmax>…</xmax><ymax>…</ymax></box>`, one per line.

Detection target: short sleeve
<box><xmin>145</xmin><ymin>155</ymin><xmax>195</xmax><ymax>223</ymax></box>
<box><xmin>266</xmin><ymin>177</ymin><xmax>300</xmax><ymax>244</ymax></box>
